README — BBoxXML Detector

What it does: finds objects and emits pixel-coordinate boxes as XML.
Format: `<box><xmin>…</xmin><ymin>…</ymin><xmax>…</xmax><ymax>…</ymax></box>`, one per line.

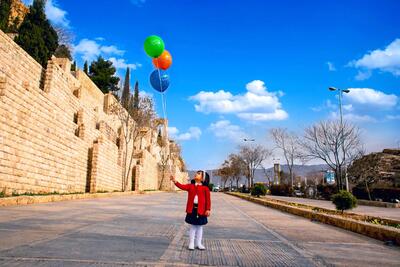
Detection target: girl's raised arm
<box><xmin>170</xmin><ymin>176</ymin><xmax>190</xmax><ymax>191</ymax></box>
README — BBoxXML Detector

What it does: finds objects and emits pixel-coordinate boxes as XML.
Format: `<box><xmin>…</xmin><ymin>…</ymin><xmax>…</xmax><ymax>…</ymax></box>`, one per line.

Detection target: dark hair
<box><xmin>191</xmin><ymin>170</ymin><xmax>210</xmax><ymax>186</ymax></box>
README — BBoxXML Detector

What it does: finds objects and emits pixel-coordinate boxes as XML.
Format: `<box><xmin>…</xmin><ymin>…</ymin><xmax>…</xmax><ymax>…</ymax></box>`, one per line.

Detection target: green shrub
<box><xmin>270</xmin><ymin>184</ymin><xmax>293</xmax><ymax>196</ymax></box>
<box><xmin>251</xmin><ymin>183</ymin><xmax>266</xmax><ymax>197</ymax></box>
<box><xmin>332</xmin><ymin>190</ymin><xmax>357</xmax><ymax>213</ymax></box>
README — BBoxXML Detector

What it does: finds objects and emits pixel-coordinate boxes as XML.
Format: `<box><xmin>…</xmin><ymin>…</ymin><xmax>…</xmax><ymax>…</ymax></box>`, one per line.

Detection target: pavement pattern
<box><xmin>0</xmin><ymin>192</ymin><xmax>399</xmax><ymax>266</ymax></box>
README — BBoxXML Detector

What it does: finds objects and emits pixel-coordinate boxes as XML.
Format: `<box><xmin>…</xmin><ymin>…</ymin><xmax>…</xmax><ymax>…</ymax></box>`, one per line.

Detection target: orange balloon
<box><xmin>152</xmin><ymin>50</ymin><xmax>172</xmax><ymax>70</ymax></box>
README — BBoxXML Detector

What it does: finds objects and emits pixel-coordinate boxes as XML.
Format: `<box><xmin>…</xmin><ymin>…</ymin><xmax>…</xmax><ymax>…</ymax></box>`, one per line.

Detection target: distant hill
<box><xmin>188</xmin><ymin>164</ymin><xmax>328</xmax><ymax>187</ymax></box>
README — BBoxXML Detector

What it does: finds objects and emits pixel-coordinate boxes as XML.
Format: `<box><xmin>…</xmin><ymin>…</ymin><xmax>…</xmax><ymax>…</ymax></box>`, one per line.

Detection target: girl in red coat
<box><xmin>170</xmin><ymin>170</ymin><xmax>211</xmax><ymax>250</ymax></box>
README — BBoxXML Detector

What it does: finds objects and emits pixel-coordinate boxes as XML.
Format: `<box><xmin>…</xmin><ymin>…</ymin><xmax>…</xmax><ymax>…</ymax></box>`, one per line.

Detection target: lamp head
<box><xmin>328</xmin><ymin>87</ymin><xmax>337</xmax><ymax>91</ymax></box>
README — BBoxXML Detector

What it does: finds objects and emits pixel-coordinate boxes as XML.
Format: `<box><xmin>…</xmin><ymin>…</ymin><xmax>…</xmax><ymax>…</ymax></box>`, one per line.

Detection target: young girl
<box><xmin>170</xmin><ymin>170</ymin><xmax>211</xmax><ymax>250</ymax></box>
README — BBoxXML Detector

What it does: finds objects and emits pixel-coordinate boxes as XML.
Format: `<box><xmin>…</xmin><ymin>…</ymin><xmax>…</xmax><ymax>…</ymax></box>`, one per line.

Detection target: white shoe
<box><xmin>196</xmin><ymin>243</ymin><xmax>205</xmax><ymax>250</ymax></box>
<box><xmin>188</xmin><ymin>242</ymin><xmax>195</xmax><ymax>250</ymax></box>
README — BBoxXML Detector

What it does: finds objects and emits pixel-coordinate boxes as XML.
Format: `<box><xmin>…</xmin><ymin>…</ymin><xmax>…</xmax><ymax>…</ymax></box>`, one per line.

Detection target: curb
<box><xmin>0</xmin><ymin>190</ymin><xmax>165</xmax><ymax>207</ymax></box>
<box><xmin>227</xmin><ymin>192</ymin><xmax>400</xmax><ymax>245</ymax></box>
<box><xmin>357</xmin><ymin>199</ymin><xmax>400</xmax><ymax>208</ymax></box>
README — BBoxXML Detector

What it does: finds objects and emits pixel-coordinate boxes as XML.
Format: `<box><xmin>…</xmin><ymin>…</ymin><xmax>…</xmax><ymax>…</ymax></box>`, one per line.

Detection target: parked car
<box><xmin>212</xmin><ymin>186</ymin><xmax>220</xmax><ymax>192</ymax></box>
<box><xmin>294</xmin><ymin>190</ymin><xmax>304</xmax><ymax>197</ymax></box>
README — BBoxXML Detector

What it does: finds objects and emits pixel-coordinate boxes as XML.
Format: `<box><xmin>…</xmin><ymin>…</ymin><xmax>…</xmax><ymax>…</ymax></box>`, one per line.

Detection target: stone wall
<box><xmin>0</xmin><ymin>29</ymin><xmax>187</xmax><ymax>195</ymax></box>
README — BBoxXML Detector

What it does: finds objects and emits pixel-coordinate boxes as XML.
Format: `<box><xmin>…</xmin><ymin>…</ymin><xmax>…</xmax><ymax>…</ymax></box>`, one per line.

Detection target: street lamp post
<box><xmin>242</xmin><ymin>138</ymin><xmax>255</xmax><ymax>187</ymax></box>
<box><xmin>328</xmin><ymin>87</ymin><xmax>350</xmax><ymax>191</ymax></box>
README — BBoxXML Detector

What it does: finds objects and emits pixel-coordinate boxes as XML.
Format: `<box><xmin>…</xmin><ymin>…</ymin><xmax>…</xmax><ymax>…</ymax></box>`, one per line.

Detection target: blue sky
<box><xmin>24</xmin><ymin>0</ymin><xmax>400</xmax><ymax>170</ymax></box>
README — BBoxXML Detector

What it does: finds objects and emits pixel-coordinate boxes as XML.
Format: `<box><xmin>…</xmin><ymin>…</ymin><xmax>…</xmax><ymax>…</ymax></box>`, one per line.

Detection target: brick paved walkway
<box><xmin>0</xmin><ymin>192</ymin><xmax>399</xmax><ymax>266</ymax></box>
<box><xmin>265</xmin><ymin>195</ymin><xmax>400</xmax><ymax>220</ymax></box>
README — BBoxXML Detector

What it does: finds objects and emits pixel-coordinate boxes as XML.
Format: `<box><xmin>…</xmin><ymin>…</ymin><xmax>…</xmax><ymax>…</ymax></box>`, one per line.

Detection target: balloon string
<box><xmin>156</xmin><ymin>67</ymin><xmax>172</xmax><ymax>174</ymax></box>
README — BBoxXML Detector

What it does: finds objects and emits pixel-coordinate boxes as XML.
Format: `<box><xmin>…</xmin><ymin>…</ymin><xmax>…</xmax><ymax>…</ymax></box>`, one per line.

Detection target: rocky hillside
<box><xmin>7</xmin><ymin>0</ymin><xmax>28</xmax><ymax>29</ymax></box>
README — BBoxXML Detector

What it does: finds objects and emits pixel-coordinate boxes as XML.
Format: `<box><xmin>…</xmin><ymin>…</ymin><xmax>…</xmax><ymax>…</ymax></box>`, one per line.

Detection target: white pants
<box><xmin>189</xmin><ymin>225</ymin><xmax>204</xmax><ymax>246</ymax></box>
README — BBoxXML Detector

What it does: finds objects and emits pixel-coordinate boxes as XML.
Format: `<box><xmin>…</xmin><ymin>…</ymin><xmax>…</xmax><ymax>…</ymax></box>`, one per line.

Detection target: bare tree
<box><xmin>109</xmin><ymin>94</ymin><xmax>156</xmax><ymax>191</ymax></box>
<box><xmin>228</xmin><ymin>154</ymin><xmax>245</xmax><ymax>189</ymax></box>
<box><xmin>262</xmin><ymin>166</ymin><xmax>274</xmax><ymax>186</ymax></box>
<box><xmin>300</xmin><ymin>120</ymin><xmax>364</xmax><ymax>191</ymax></box>
<box><xmin>54</xmin><ymin>26</ymin><xmax>74</xmax><ymax>48</ymax></box>
<box><xmin>238</xmin><ymin>145</ymin><xmax>271</xmax><ymax>188</ymax></box>
<box><xmin>270</xmin><ymin>128</ymin><xmax>302</xmax><ymax>187</ymax></box>
<box><xmin>215</xmin><ymin>160</ymin><xmax>232</xmax><ymax>189</ymax></box>
<box><xmin>158</xmin><ymin>136</ymin><xmax>170</xmax><ymax>190</ymax></box>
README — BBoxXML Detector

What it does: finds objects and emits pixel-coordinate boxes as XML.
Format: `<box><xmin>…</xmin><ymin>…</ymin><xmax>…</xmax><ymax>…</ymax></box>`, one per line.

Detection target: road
<box><xmin>0</xmin><ymin>192</ymin><xmax>399</xmax><ymax>266</ymax></box>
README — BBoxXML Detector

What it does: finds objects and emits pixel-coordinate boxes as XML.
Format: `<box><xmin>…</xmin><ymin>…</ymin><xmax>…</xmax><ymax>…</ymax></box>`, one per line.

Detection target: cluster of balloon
<box><xmin>144</xmin><ymin>35</ymin><xmax>172</xmax><ymax>93</ymax></box>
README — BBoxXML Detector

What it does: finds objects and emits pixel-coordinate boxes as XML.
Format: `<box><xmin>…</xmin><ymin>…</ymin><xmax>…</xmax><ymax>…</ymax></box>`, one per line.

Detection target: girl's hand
<box><xmin>205</xmin><ymin>210</ymin><xmax>211</xmax><ymax>217</ymax></box>
<box><xmin>170</xmin><ymin>175</ymin><xmax>176</xmax><ymax>183</ymax></box>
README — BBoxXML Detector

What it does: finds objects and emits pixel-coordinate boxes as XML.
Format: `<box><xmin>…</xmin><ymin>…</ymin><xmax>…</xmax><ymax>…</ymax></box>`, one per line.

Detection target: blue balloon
<box><xmin>150</xmin><ymin>70</ymin><xmax>170</xmax><ymax>93</ymax></box>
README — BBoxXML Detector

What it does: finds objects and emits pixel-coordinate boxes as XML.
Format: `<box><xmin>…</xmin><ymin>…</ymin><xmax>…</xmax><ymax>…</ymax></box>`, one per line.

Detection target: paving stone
<box><xmin>0</xmin><ymin>193</ymin><xmax>399</xmax><ymax>266</ymax></box>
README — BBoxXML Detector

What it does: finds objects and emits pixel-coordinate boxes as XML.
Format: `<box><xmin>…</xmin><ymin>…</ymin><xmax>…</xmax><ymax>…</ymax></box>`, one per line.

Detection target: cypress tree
<box><xmin>0</xmin><ymin>0</ymin><xmax>12</xmax><ymax>32</ymax></box>
<box><xmin>71</xmin><ymin>61</ymin><xmax>76</xmax><ymax>71</ymax></box>
<box><xmin>121</xmin><ymin>67</ymin><xmax>130</xmax><ymax>108</ymax></box>
<box><xmin>15</xmin><ymin>0</ymin><xmax>59</xmax><ymax>67</ymax></box>
<box><xmin>88</xmin><ymin>56</ymin><xmax>120</xmax><ymax>94</ymax></box>
<box><xmin>133</xmin><ymin>81</ymin><xmax>139</xmax><ymax>110</ymax></box>
<box><xmin>83</xmin><ymin>61</ymin><xmax>88</xmax><ymax>74</ymax></box>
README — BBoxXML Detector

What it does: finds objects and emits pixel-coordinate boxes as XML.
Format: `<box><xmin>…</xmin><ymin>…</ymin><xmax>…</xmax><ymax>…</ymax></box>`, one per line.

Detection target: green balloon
<box><xmin>144</xmin><ymin>35</ymin><xmax>165</xmax><ymax>58</ymax></box>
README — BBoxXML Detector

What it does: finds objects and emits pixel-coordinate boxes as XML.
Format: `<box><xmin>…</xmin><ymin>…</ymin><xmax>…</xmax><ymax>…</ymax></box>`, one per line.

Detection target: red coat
<box><xmin>174</xmin><ymin>182</ymin><xmax>211</xmax><ymax>216</ymax></box>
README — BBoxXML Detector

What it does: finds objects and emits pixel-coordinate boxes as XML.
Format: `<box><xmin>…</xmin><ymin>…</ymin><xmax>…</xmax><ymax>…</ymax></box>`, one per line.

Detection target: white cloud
<box><xmin>100</xmin><ymin>45</ymin><xmax>124</xmax><ymax>55</ymax></box>
<box><xmin>22</xmin><ymin>0</ymin><xmax>69</xmax><ymax>27</ymax></box>
<box><xmin>190</xmin><ymin>80</ymin><xmax>288</xmax><ymax>121</ymax></box>
<box><xmin>168</xmin><ymin>127</ymin><xmax>179</xmax><ymax>136</ymax></box>
<box><xmin>355</xmin><ymin>70</ymin><xmax>372</xmax><ymax>81</ymax></box>
<box><xmin>74</xmin><ymin>39</ymin><xmax>140</xmax><ymax>70</ymax></box>
<box><xmin>311</xmin><ymin>100</ymin><xmax>337</xmax><ymax>112</ymax></box>
<box><xmin>168</xmin><ymin>127</ymin><xmax>202</xmax><ymax>141</ymax></box>
<box><xmin>45</xmin><ymin>0</ymin><xmax>69</xmax><ymax>27</ymax></box>
<box><xmin>326</xmin><ymin>62</ymin><xmax>336</xmax><ymax>71</ymax></box>
<box><xmin>237</xmin><ymin>110</ymin><xmax>288</xmax><ymax>121</ymax></box>
<box><xmin>209</xmin><ymin>120</ymin><xmax>247</xmax><ymax>142</ymax></box>
<box><xmin>386</xmin><ymin>114</ymin><xmax>400</xmax><ymax>120</ymax></box>
<box><xmin>74</xmin><ymin>39</ymin><xmax>125</xmax><ymax>61</ymax></box>
<box><xmin>109</xmin><ymin>57</ymin><xmax>140</xmax><ymax>70</ymax></box>
<box><xmin>349</xmin><ymin>38</ymin><xmax>400</xmax><ymax>78</ymax></box>
<box><xmin>73</xmin><ymin>39</ymin><xmax>102</xmax><ymax>61</ymax></box>
<box><xmin>344</xmin><ymin>88</ymin><xmax>398</xmax><ymax>108</ymax></box>
<box><xmin>342</xmin><ymin>104</ymin><xmax>353</xmax><ymax>112</ymax></box>
<box><xmin>330</xmin><ymin>112</ymin><xmax>377</xmax><ymax>123</ymax></box>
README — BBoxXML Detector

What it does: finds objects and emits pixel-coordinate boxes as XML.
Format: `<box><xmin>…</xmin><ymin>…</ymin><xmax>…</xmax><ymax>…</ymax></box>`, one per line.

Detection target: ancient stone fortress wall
<box><xmin>0</xmin><ymin>30</ymin><xmax>187</xmax><ymax>195</ymax></box>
